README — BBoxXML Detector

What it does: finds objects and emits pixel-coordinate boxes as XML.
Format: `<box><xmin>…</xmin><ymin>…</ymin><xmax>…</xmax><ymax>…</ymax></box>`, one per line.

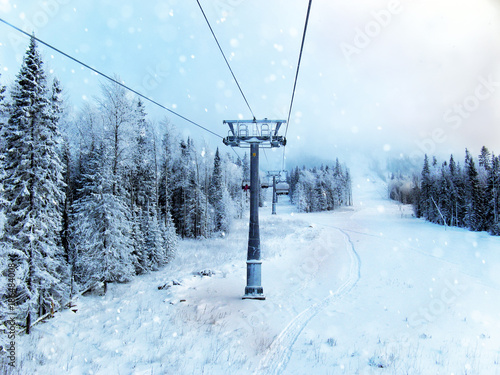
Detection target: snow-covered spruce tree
<box><xmin>160</xmin><ymin>208</ymin><xmax>177</xmax><ymax>263</ymax></box>
<box><xmin>209</xmin><ymin>148</ymin><xmax>228</xmax><ymax>233</ymax></box>
<box><xmin>71</xmin><ymin>143</ymin><xmax>134</xmax><ymax>293</ymax></box>
<box><xmin>170</xmin><ymin>138</ymin><xmax>212</xmax><ymax>238</ymax></box>
<box><xmin>418</xmin><ymin>155</ymin><xmax>432</xmax><ymax>220</ymax></box>
<box><xmin>478</xmin><ymin>146</ymin><xmax>494</xmax><ymax>230</ymax></box>
<box><xmin>465</xmin><ymin>151</ymin><xmax>486</xmax><ymax>231</ymax></box>
<box><xmin>158</xmin><ymin>123</ymin><xmax>176</xmax><ymax>225</ymax></box>
<box><xmin>130</xmin><ymin>99</ymin><xmax>156</xmax><ymax>211</ymax></box>
<box><xmin>312</xmin><ymin>176</ymin><xmax>328</xmax><ymax>212</ymax></box>
<box><xmin>1</xmin><ymin>37</ymin><xmax>69</xmax><ymax>333</ymax></box>
<box><xmin>157</xmin><ymin>124</ymin><xmax>178</xmax><ymax>259</ymax></box>
<box><xmin>50</xmin><ymin>78</ymin><xmax>73</xmax><ymax>272</ymax></box>
<box><xmin>438</xmin><ymin>161</ymin><xmax>454</xmax><ymax>226</ymax></box>
<box><xmin>0</xmin><ymin>76</ymin><xmax>8</xmax><ymax>319</ymax></box>
<box><xmin>129</xmin><ymin>100</ymin><xmax>155</xmax><ymax>273</ymax></box>
<box><xmin>171</xmin><ymin>139</ymin><xmax>191</xmax><ymax>237</ymax></box>
<box><xmin>288</xmin><ymin>166</ymin><xmax>300</xmax><ymax>203</ymax></box>
<box><xmin>71</xmin><ymin>81</ymin><xmax>135</xmax><ymax>293</ymax></box>
<box><xmin>223</xmin><ymin>152</ymin><xmax>244</xmax><ymax>220</ymax></box>
<box><xmin>129</xmin><ymin>100</ymin><xmax>171</xmax><ymax>271</ymax></box>
<box><xmin>448</xmin><ymin>155</ymin><xmax>466</xmax><ymax>227</ymax></box>
<box><xmin>0</xmin><ymin>72</ymin><xmax>9</xmax><ymax>348</ymax></box>
<box><xmin>188</xmin><ymin>143</ymin><xmax>213</xmax><ymax>238</ymax></box>
<box><xmin>489</xmin><ymin>154</ymin><xmax>500</xmax><ymax>235</ymax></box>
<box><xmin>293</xmin><ymin>168</ymin><xmax>314</xmax><ymax>213</ymax></box>
<box><xmin>0</xmin><ymin>71</ymin><xmax>7</xmax><ymax>226</ymax></box>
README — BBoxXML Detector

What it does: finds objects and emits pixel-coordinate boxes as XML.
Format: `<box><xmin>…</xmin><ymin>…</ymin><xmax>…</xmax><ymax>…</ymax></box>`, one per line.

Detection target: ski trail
<box><xmin>256</xmin><ymin>227</ymin><xmax>361</xmax><ymax>375</ymax></box>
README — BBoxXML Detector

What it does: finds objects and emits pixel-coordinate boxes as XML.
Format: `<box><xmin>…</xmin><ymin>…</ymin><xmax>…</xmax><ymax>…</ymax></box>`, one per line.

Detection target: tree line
<box><xmin>0</xmin><ymin>37</ymin><xmax>246</xmax><ymax>336</ymax></box>
<box><xmin>288</xmin><ymin>160</ymin><xmax>352</xmax><ymax>213</ymax></box>
<box><xmin>389</xmin><ymin>147</ymin><xmax>500</xmax><ymax>235</ymax></box>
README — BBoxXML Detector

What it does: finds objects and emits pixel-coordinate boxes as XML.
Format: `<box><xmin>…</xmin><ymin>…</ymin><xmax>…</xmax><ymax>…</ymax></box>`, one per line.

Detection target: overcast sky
<box><xmin>1</xmin><ymin>0</ymin><xmax>500</xmax><ymax>170</ymax></box>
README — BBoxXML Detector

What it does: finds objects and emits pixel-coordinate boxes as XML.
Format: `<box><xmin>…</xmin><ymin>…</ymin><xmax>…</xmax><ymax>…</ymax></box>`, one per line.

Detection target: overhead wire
<box><xmin>195</xmin><ymin>0</ymin><xmax>256</xmax><ymax>120</ymax></box>
<box><xmin>281</xmin><ymin>0</ymin><xmax>313</xmax><ymax>171</ymax></box>
<box><xmin>195</xmin><ymin>0</ymin><xmax>272</xmax><ymax>168</ymax></box>
<box><xmin>0</xmin><ymin>17</ymin><xmax>223</xmax><ymax>140</ymax></box>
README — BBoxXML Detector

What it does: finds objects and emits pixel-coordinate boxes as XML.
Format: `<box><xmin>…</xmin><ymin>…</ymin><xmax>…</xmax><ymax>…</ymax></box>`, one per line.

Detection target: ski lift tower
<box><xmin>267</xmin><ymin>170</ymin><xmax>282</xmax><ymax>215</ymax></box>
<box><xmin>223</xmin><ymin>119</ymin><xmax>286</xmax><ymax>300</ymax></box>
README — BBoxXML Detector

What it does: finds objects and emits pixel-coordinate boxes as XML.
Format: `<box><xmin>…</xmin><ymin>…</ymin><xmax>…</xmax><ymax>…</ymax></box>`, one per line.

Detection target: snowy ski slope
<box><xmin>14</xmin><ymin>161</ymin><xmax>500</xmax><ymax>374</ymax></box>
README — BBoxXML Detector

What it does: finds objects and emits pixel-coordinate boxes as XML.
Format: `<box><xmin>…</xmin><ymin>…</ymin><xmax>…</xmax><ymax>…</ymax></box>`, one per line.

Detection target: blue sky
<box><xmin>1</xmin><ymin>0</ymin><xmax>500</xmax><ymax>169</ymax></box>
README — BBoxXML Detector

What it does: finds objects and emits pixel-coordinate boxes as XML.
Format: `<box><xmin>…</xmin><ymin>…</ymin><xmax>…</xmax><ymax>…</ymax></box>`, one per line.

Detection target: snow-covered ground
<box><xmin>12</xmin><ymin>162</ymin><xmax>500</xmax><ymax>375</ymax></box>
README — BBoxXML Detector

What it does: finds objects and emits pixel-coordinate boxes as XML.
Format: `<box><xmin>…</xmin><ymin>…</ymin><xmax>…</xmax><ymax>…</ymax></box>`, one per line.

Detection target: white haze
<box><xmin>1</xmin><ymin>0</ymin><xmax>500</xmax><ymax>169</ymax></box>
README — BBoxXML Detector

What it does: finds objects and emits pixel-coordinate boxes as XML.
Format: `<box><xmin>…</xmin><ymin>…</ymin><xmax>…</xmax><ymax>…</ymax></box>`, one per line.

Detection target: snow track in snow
<box><xmin>256</xmin><ymin>227</ymin><xmax>361</xmax><ymax>375</ymax></box>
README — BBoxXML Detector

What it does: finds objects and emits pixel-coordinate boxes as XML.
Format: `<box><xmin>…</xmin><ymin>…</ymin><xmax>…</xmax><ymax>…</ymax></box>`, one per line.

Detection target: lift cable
<box><xmin>0</xmin><ymin>18</ymin><xmax>223</xmax><ymax>140</ymax></box>
<box><xmin>285</xmin><ymin>0</ymin><xmax>312</xmax><ymax>137</ymax></box>
<box><xmin>282</xmin><ymin>0</ymin><xmax>313</xmax><ymax>171</ymax></box>
<box><xmin>195</xmin><ymin>0</ymin><xmax>256</xmax><ymax>120</ymax></box>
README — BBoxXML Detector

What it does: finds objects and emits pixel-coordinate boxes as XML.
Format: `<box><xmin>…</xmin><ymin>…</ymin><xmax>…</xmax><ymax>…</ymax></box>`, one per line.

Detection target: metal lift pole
<box><xmin>223</xmin><ymin>119</ymin><xmax>286</xmax><ymax>300</ymax></box>
<box><xmin>272</xmin><ymin>175</ymin><xmax>277</xmax><ymax>215</ymax></box>
<box><xmin>267</xmin><ymin>170</ymin><xmax>281</xmax><ymax>216</ymax></box>
<box><xmin>244</xmin><ymin>142</ymin><xmax>264</xmax><ymax>299</ymax></box>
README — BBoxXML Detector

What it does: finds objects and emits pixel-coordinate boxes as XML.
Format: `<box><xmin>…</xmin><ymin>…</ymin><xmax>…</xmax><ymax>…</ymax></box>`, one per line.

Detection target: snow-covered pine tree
<box><xmin>478</xmin><ymin>146</ymin><xmax>491</xmax><ymax>172</ymax></box>
<box><xmin>436</xmin><ymin>161</ymin><xmax>453</xmax><ymax>226</ymax></box>
<box><xmin>0</xmin><ymin>71</ymin><xmax>5</xmax><ymax>103</ymax></box>
<box><xmin>72</xmin><ymin>103</ymin><xmax>101</xmax><ymax>203</ymax></box>
<box><xmin>344</xmin><ymin>168</ymin><xmax>353</xmax><ymax>206</ymax></box>
<box><xmin>144</xmin><ymin>204</ymin><xmax>169</xmax><ymax>269</ymax></box>
<box><xmin>187</xmin><ymin>143</ymin><xmax>212</xmax><ymax>238</ymax></box>
<box><xmin>289</xmin><ymin>166</ymin><xmax>302</xmax><ymax>205</ymax></box>
<box><xmin>71</xmin><ymin>81</ymin><xmax>135</xmax><ymax>293</ymax></box>
<box><xmin>477</xmin><ymin>147</ymin><xmax>494</xmax><ymax>230</ymax></box>
<box><xmin>131</xmin><ymin>208</ymin><xmax>148</xmax><ymax>275</ymax></box>
<box><xmin>157</xmin><ymin>124</ymin><xmax>178</xmax><ymax>258</ymax></box>
<box><xmin>311</xmin><ymin>167</ymin><xmax>327</xmax><ymax>212</ymax></box>
<box><xmin>129</xmin><ymin>99</ymin><xmax>159</xmax><ymax>273</ymax></box>
<box><xmin>1</xmin><ymin>37</ymin><xmax>69</xmax><ymax>333</ymax></box>
<box><xmin>160</xmin><ymin>209</ymin><xmax>177</xmax><ymax>263</ymax></box>
<box><xmin>0</xmin><ymin>73</ymin><xmax>6</xmax><ymax>334</ymax></box>
<box><xmin>209</xmin><ymin>148</ymin><xmax>227</xmax><ymax>233</ymax></box>
<box><xmin>333</xmin><ymin>159</ymin><xmax>346</xmax><ymax>208</ymax></box>
<box><xmin>98</xmin><ymin>79</ymin><xmax>134</xmax><ymax>197</ymax></box>
<box><xmin>130</xmin><ymin>100</ymin><xmax>156</xmax><ymax>209</ymax></box>
<box><xmin>50</xmin><ymin>78</ymin><xmax>73</xmax><ymax>281</ymax></box>
<box><xmin>258</xmin><ymin>177</ymin><xmax>265</xmax><ymax>208</ymax></box>
<box><xmin>223</xmin><ymin>152</ymin><xmax>243</xmax><ymax>220</ymax></box>
<box><xmin>464</xmin><ymin>150</ymin><xmax>486</xmax><ymax>231</ymax></box>
<box><xmin>171</xmin><ymin>139</ymin><xmax>191</xmax><ymax>237</ymax></box>
<box><xmin>0</xmin><ymin>71</ymin><xmax>5</xmax><ymax>131</ymax></box>
<box><xmin>71</xmin><ymin>142</ymin><xmax>134</xmax><ymax>293</ymax></box>
<box><xmin>293</xmin><ymin>168</ymin><xmax>313</xmax><ymax>213</ymax></box>
<box><xmin>242</xmin><ymin>152</ymin><xmax>250</xmax><ymax>182</ymax></box>
<box><xmin>159</xmin><ymin>123</ymin><xmax>177</xmax><ymax>223</ymax></box>
<box><xmin>170</xmin><ymin>138</ymin><xmax>212</xmax><ymax>238</ymax></box>
<box><xmin>0</xmin><ymin>74</ymin><xmax>9</xmax><ymax>345</ymax></box>
<box><xmin>0</xmin><ymin>72</ymin><xmax>6</xmax><ymax>229</ymax></box>
<box><xmin>489</xmin><ymin>154</ymin><xmax>500</xmax><ymax>235</ymax></box>
<box><xmin>419</xmin><ymin>155</ymin><xmax>432</xmax><ymax>220</ymax></box>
